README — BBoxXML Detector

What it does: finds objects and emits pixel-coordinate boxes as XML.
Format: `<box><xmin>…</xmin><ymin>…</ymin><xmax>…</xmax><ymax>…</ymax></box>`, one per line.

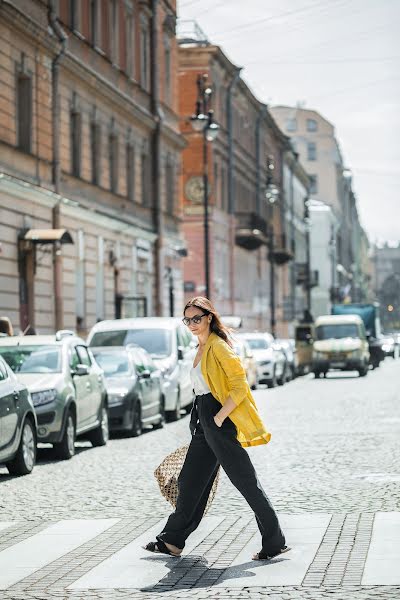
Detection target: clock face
<box><xmin>185</xmin><ymin>176</ymin><xmax>204</xmax><ymax>204</ymax></box>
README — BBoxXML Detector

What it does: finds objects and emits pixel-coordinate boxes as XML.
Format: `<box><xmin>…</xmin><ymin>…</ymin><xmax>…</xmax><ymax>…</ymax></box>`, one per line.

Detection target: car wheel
<box><xmin>358</xmin><ymin>363</ymin><xmax>368</xmax><ymax>377</ymax></box>
<box><xmin>166</xmin><ymin>389</ymin><xmax>181</xmax><ymax>422</ymax></box>
<box><xmin>54</xmin><ymin>410</ymin><xmax>76</xmax><ymax>460</ymax></box>
<box><xmin>267</xmin><ymin>369</ymin><xmax>277</xmax><ymax>388</ymax></box>
<box><xmin>6</xmin><ymin>417</ymin><xmax>37</xmax><ymax>476</ymax></box>
<box><xmin>89</xmin><ymin>404</ymin><xmax>109</xmax><ymax>447</ymax></box>
<box><xmin>130</xmin><ymin>401</ymin><xmax>143</xmax><ymax>437</ymax></box>
<box><xmin>153</xmin><ymin>395</ymin><xmax>166</xmax><ymax>430</ymax></box>
<box><xmin>313</xmin><ymin>370</ymin><xmax>320</xmax><ymax>378</ymax></box>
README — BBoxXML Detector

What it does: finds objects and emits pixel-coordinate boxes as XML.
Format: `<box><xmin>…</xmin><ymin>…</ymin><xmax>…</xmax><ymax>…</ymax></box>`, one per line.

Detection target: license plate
<box><xmin>331</xmin><ymin>361</ymin><xmax>345</xmax><ymax>368</ymax></box>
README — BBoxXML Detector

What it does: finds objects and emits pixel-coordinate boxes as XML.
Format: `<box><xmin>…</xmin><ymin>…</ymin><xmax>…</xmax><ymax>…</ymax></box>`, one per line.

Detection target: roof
<box><xmin>90</xmin><ymin>318</ymin><xmax>183</xmax><ymax>332</ymax></box>
<box><xmin>315</xmin><ymin>315</ymin><xmax>363</xmax><ymax>325</ymax></box>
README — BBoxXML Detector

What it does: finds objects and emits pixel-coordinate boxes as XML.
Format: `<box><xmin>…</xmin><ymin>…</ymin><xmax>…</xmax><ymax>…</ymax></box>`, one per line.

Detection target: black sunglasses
<box><xmin>182</xmin><ymin>314</ymin><xmax>208</xmax><ymax>326</ymax></box>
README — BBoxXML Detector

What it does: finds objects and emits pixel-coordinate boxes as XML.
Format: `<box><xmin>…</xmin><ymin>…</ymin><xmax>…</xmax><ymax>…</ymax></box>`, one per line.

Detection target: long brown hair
<box><xmin>184</xmin><ymin>297</ymin><xmax>233</xmax><ymax>347</ymax></box>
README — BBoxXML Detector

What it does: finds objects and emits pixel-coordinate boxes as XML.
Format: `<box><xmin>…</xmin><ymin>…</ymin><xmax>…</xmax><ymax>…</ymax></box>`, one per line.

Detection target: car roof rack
<box><xmin>55</xmin><ymin>329</ymin><xmax>75</xmax><ymax>341</ymax></box>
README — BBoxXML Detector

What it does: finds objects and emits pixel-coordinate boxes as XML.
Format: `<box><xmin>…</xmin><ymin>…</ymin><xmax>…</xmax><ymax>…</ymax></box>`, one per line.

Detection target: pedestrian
<box><xmin>0</xmin><ymin>316</ymin><xmax>14</xmax><ymax>337</ymax></box>
<box><xmin>144</xmin><ymin>296</ymin><xmax>289</xmax><ymax>561</ymax></box>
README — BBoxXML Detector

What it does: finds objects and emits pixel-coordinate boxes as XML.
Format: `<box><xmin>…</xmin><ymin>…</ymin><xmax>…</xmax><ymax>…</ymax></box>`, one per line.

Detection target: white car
<box><xmin>88</xmin><ymin>318</ymin><xmax>196</xmax><ymax>421</ymax></box>
<box><xmin>236</xmin><ymin>332</ymin><xmax>286</xmax><ymax>388</ymax></box>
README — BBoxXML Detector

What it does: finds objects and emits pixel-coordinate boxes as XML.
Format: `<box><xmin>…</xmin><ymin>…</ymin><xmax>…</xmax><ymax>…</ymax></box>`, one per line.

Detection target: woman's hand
<box><xmin>214</xmin><ymin>414</ymin><xmax>224</xmax><ymax>428</ymax></box>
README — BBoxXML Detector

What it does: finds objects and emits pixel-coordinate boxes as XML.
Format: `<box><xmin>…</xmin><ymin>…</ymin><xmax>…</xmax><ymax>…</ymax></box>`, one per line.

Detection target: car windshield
<box><xmin>92</xmin><ymin>351</ymin><xmax>132</xmax><ymax>377</ymax></box>
<box><xmin>316</xmin><ymin>324</ymin><xmax>359</xmax><ymax>340</ymax></box>
<box><xmin>245</xmin><ymin>338</ymin><xmax>270</xmax><ymax>350</ymax></box>
<box><xmin>0</xmin><ymin>345</ymin><xmax>62</xmax><ymax>373</ymax></box>
<box><xmin>90</xmin><ymin>329</ymin><xmax>171</xmax><ymax>358</ymax></box>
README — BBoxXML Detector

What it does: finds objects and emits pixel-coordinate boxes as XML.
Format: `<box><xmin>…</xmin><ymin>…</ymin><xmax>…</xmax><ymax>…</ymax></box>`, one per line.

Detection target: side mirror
<box><xmin>72</xmin><ymin>364</ymin><xmax>90</xmax><ymax>376</ymax></box>
<box><xmin>177</xmin><ymin>346</ymin><xmax>184</xmax><ymax>361</ymax></box>
<box><xmin>140</xmin><ymin>370</ymin><xmax>151</xmax><ymax>379</ymax></box>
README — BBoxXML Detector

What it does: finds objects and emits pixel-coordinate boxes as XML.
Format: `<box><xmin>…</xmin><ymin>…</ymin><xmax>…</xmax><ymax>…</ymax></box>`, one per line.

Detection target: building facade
<box><xmin>178</xmin><ymin>36</ymin><xmax>295</xmax><ymax>334</ymax></box>
<box><xmin>0</xmin><ymin>0</ymin><xmax>185</xmax><ymax>335</ymax></box>
<box><xmin>372</xmin><ymin>243</ymin><xmax>400</xmax><ymax>332</ymax></box>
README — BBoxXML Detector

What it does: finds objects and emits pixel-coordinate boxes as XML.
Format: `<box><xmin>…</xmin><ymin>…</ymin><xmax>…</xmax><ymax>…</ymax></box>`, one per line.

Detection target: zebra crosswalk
<box><xmin>0</xmin><ymin>513</ymin><xmax>398</xmax><ymax>590</ymax></box>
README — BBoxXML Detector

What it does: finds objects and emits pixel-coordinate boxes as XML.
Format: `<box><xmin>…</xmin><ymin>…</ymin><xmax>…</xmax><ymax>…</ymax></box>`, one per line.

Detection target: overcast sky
<box><xmin>177</xmin><ymin>0</ymin><xmax>400</xmax><ymax>244</ymax></box>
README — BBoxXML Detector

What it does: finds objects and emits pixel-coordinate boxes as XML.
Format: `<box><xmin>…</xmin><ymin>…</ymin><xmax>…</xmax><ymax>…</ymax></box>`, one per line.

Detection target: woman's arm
<box><xmin>212</xmin><ymin>339</ymin><xmax>248</xmax><ymax>426</ymax></box>
<box><xmin>214</xmin><ymin>396</ymin><xmax>237</xmax><ymax>426</ymax></box>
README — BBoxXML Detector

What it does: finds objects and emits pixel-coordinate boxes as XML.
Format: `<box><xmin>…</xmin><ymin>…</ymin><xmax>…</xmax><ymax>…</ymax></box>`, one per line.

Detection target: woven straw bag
<box><xmin>154</xmin><ymin>444</ymin><xmax>220</xmax><ymax>514</ymax></box>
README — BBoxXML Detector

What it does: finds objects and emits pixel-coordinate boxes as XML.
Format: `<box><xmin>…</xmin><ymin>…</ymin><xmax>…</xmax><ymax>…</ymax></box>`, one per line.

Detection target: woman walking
<box><xmin>144</xmin><ymin>297</ymin><xmax>289</xmax><ymax>561</ymax></box>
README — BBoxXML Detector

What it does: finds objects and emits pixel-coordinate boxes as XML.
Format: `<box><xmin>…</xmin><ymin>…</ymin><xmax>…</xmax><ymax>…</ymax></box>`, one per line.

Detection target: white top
<box><xmin>190</xmin><ymin>361</ymin><xmax>211</xmax><ymax>396</ymax></box>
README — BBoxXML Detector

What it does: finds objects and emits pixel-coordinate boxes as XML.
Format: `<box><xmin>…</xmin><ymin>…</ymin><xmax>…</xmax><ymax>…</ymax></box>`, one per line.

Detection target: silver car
<box><xmin>236</xmin><ymin>332</ymin><xmax>286</xmax><ymax>388</ymax></box>
<box><xmin>88</xmin><ymin>318</ymin><xmax>196</xmax><ymax>421</ymax></box>
<box><xmin>0</xmin><ymin>331</ymin><xmax>109</xmax><ymax>460</ymax></box>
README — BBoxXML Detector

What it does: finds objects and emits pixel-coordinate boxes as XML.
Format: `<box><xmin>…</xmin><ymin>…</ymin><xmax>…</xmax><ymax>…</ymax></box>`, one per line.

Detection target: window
<box><xmin>286</xmin><ymin>118</ymin><xmax>297</xmax><ymax>132</ymax></box>
<box><xmin>307</xmin><ymin>118</ymin><xmax>318</xmax><ymax>132</ymax></box>
<box><xmin>165</xmin><ymin>160</ymin><xmax>174</xmax><ymax>214</ymax></box>
<box><xmin>140</xmin><ymin>20</ymin><xmax>149</xmax><ymax>90</ymax></box>
<box><xmin>307</xmin><ymin>141</ymin><xmax>317</xmax><ymax>161</ymax></box>
<box><xmin>109</xmin><ymin>0</ymin><xmax>119</xmax><ymax>65</ymax></box>
<box><xmin>126</xmin><ymin>11</ymin><xmax>135</xmax><ymax>78</ymax></box>
<box><xmin>96</xmin><ymin>236</ymin><xmax>104</xmax><ymax>321</ymax></box>
<box><xmin>76</xmin><ymin>230</ymin><xmax>85</xmax><ymax>328</ymax></box>
<box><xmin>17</xmin><ymin>73</ymin><xmax>32</xmax><ymax>153</ymax></box>
<box><xmin>70</xmin><ymin>0</ymin><xmax>79</xmax><ymax>30</ymax></box>
<box><xmin>0</xmin><ymin>346</ymin><xmax>62</xmax><ymax>373</ymax></box>
<box><xmin>309</xmin><ymin>174</ymin><xmax>318</xmax><ymax>194</ymax></box>
<box><xmin>90</xmin><ymin>121</ymin><xmax>101</xmax><ymax>185</ymax></box>
<box><xmin>0</xmin><ymin>358</ymin><xmax>8</xmax><ymax>381</ymax></box>
<box><xmin>70</xmin><ymin>107</ymin><xmax>81</xmax><ymax>177</ymax></box>
<box><xmin>109</xmin><ymin>130</ymin><xmax>119</xmax><ymax>193</ymax></box>
<box><xmin>141</xmin><ymin>152</ymin><xmax>151</xmax><ymax>205</ymax></box>
<box><xmin>164</xmin><ymin>36</ymin><xmax>171</xmax><ymax>103</ymax></box>
<box><xmin>75</xmin><ymin>345</ymin><xmax>92</xmax><ymax>366</ymax></box>
<box><xmin>126</xmin><ymin>144</ymin><xmax>135</xmax><ymax>201</ymax></box>
<box><xmin>90</xmin><ymin>0</ymin><xmax>100</xmax><ymax>47</ymax></box>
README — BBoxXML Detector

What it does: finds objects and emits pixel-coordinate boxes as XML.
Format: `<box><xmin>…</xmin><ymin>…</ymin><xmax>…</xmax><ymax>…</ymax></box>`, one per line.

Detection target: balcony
<box><xmin>272</xmin><ymin>233</ymin><xmax>294</xmax><ymax>265</ymax></box>
<box><xmin>235</xmin><ymin>212</ymin><xmax>268</xmax><ymax>251</ymax></box>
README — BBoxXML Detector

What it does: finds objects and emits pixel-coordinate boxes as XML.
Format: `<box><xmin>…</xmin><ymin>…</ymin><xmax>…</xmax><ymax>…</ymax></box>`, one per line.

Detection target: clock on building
<box><xmin>184</xmin><ymin>176</ymin><xmax>205</xmax><ymax>204</ymax></box>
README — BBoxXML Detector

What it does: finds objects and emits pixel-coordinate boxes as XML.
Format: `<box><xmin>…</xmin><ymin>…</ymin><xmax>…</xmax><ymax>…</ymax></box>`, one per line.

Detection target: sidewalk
<box><xmin>1</xmin><ymin>511</ymin><xmax>399</xmax><ymax>599</ymax></box>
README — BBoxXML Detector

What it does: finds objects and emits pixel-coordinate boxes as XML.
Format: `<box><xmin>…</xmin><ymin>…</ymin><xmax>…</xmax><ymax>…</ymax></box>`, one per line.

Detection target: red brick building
<box><xmin>178</xmin><ymin>40</ymin><xmax>295</xmax><ymax>333</ymax></box>
<box><xmin>0</xmin><ymin>0</ymin><xmax>185</xmax><ymax>335</ymax></box>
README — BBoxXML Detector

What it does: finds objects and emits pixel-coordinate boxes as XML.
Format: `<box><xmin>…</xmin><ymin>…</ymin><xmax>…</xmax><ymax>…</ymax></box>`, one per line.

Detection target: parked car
<box><xmin>0</xmin><ymin>355</ymin><xmax>37</xmax><ymax>475</ymax></box>
<box><xmin>312</xmin><ymin>315</ymin><xmax>369</xmax><ymax>377</ymax></box>
<box><xmin>271</xmin><ymin>342</ymin><xmax>289</xmax><ymax>386</ymax></box>
<box><xmin>236</xmin><ymin>332</ymin><xmax>285</xmax><ymax>388</ymax></box>
<box><xmin>381</xmin><ymin>335</ymin><xmax>396</xmax><ymax>358</ymax></box>
<box><xmin>276</xmin><ymin>338</ymin><xmax>298</xmax><ymax>381</ymax></box>
<box><xmin>88</xmin><ymin>318</ymin><xmax>196</xmax><ymax>421</ymax></box>
<box><xmin>232</xmin><ymin>337</ymin><xmax>258</xmax><ymax>390</ymax></box>
<box><xmin>91</xmin><ymin>345</ymin><xmax>165</xmax><ymax>436</ymax></box>
<box><xmin>0</xmin><ymin>331</ymin><xmax>109</xmax><ymax>460</ymax></box>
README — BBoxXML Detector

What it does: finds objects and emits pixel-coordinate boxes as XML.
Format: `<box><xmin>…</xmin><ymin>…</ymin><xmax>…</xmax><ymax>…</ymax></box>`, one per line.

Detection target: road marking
<box><xmin>215</xmin><ymin>513</ymin><xmax>331</xmax><ymax>587</ymax></box>
<box><xmin>0</xmin><ymin>519</ymin><xmax>119</xmax><ymax>589</ymax></box>
<box><xmin>68</xmin><ymin>516</ymin><xmax>224</xmax><ymax>590</ymax></box>
<box><xmin>0</xmin><ymin>522</ymin><xmax>15</xmax><ymax>533</ymax></box>
<box><xmin>362</xmin><ymin>512</ymin><xmax>400</xmax><ymax>585</ymax></box>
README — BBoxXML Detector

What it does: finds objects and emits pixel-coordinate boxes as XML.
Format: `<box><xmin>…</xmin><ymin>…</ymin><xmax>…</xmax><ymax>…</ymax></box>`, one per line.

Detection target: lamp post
<box><xmin>190</xmin><ymin>74</ymin><xmax>220</xmax><ymax>299</ymax></box>
<box><xmin>265</xmin><ymin>155</ymin><xmax>279</xmax><ymax>336</ymax></box>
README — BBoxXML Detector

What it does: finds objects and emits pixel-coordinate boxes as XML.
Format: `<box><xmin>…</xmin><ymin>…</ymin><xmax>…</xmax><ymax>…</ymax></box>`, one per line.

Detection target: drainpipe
<box><xmin>290</xmin><ymin>151</ymin><xmax>298</xmax><ymax>323</ymax></box>
<box><xmin>256</xmin><ymin>103</ymin><xmax>268</xmax><ymax>328</ymax></box>
<box><xmin>48</xmin><ymin>1</ymin><xmax>67</xmax><ymax>330</ymax></box>
<box><xmin>151</xmin><ymin>0</ymin><xmax>164</xmax><ymax>316</ymax></box>
<box><xmin>226</xmin><ymin>67</ymin><xmax>241</xmax><ymax>314</ymax></box>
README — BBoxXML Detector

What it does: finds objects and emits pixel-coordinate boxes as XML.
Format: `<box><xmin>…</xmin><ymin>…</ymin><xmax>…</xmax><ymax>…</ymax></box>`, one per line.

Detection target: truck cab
<box><xmin>312</xmin><ymin>315</ymin><xmax>369</xmax><ymax>378</ymax></box>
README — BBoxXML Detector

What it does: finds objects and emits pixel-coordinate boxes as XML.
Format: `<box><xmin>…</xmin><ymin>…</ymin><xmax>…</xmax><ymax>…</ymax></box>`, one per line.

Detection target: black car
<box><xmin>91</xmin><ymin>345</ymin><xmax>165</xmax><ymax>436</ymax></box>
<box><xmin>0</xmin><ymin>355</ymin><xmax>37</xmax><ymax>475</ymax></box>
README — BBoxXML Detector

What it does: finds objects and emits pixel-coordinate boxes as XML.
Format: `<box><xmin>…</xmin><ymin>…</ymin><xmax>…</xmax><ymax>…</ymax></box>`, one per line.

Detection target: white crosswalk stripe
<box><xmin>362</xmin><ymin>512</ymin><xmax>400</xmax><ymax>585</ymax></box>
<box><xmin>215</xmin><ymin>513</ymin><xmax>331</xmax><ymax>587</ymax></box>
<box><xmin>0</xmin><ymin>518</ymin><xmax>119</xmax><ymax>590</ymax></box>
<box><xmin>1</xmin><ymin>513</ymin><xmax>398</xmax><ymax>590</ymax></box>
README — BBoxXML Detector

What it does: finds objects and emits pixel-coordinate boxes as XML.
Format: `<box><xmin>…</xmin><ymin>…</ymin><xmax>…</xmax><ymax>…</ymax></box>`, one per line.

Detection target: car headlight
<box><xmin>31</xmin><ymin>389</ymin><xmax>58</xmax><ymax>407</ymax></box>
<box><xmin>108</xmin><ymin>390</ymin><xmax>128</xmax><ymax>406</ymax></box>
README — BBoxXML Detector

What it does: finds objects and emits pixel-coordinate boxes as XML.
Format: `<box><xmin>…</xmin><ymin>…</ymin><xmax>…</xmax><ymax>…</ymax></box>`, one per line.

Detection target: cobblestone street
<box><xmin>1</xmin><ymin>358</ymin><xmax>399</xmax><ymax>599</ymax></box>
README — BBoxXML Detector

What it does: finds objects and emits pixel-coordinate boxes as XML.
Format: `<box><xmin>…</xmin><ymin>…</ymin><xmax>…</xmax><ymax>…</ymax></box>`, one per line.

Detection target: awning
<box><xmin>21</xmin><ymin>229</ymin><xmax>74</xmax><ymax>245</ymax></box>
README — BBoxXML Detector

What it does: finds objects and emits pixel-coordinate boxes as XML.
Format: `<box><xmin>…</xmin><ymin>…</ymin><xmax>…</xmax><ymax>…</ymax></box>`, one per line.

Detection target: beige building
<box><xmin>0</xmin><ymin>0</ymin><xmax>185</xmax><ymax>335</ymax></box>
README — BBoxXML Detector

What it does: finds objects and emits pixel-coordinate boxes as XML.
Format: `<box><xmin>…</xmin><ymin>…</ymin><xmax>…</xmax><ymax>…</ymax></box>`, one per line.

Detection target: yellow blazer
<box><xmin>200</xmin><ymin>332</ymin><xmax>271</xmax><ymax>448</ymax></box>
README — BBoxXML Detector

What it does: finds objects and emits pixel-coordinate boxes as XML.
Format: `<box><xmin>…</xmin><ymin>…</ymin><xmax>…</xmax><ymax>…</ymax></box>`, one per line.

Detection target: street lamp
<box><xmin>264</xmin><ymin>155</ymin><xmax>279</xmax><ymax>336</ymax></box>
<box><xmin>190</xmin><ymin>74</ymin><xmax>220</xmax><ymax>299</ymax></box>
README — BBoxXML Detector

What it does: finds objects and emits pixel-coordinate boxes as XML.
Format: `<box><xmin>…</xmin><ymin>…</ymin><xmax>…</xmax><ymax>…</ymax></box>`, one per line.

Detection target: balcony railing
<box><xmin>235</xmin><ymin>212</ymin><xmax>268</xmax><ymax>251</ymax></box>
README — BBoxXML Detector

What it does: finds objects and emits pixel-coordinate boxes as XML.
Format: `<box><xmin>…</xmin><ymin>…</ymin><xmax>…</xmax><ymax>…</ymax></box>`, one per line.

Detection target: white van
<box><xmin>88</xmin><ymin>318</ymin><xmax>195</xmax><ymax>421</ymax></box>
<box><xmin>312</xmin><ymin>314</ymin><xmax>370</xmax><ymax>377</ymax></box>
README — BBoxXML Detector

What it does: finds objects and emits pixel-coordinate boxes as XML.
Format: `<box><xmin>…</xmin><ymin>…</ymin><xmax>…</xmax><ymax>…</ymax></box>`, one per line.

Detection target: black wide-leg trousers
<box><xmin>157</xmin><ymin>392</ymin><xmax>285</xmax><ymax>554</ymax></box>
